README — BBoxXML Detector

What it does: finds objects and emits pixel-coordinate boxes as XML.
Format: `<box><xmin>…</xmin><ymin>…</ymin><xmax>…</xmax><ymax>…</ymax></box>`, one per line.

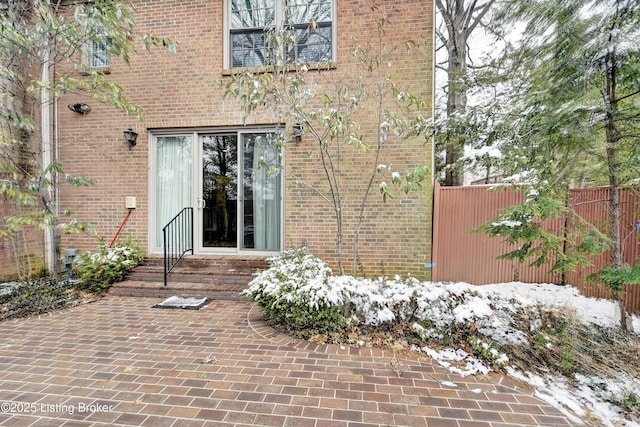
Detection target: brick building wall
<box><xmin>0</xmin><ymin>196</ymin><xmax>46</xmax><ymax>281</ymax></box>
<box><xmin>57</xmin><ymin>0</ymin><xmax>434</xmax><ymax>279</ymax></box>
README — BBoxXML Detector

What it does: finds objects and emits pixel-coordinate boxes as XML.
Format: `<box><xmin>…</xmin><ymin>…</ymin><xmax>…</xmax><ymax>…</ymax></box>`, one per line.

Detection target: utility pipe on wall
<box><xmin>41</xmin><ymin>49</ymin><xmax>56</xmax><ymax>273</ymax></box>
<box><xmin>109</xmin><ymin>209</ymin><xmax>134</xmax><ymax>248</ymax></box>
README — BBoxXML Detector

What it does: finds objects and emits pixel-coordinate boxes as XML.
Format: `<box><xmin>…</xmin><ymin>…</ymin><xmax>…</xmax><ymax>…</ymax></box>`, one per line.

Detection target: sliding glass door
<box><xmin>152</xmin><ymin>129</ymin><xmax>282</xmax><ymax>254</ymax></box>
<box><xmin>240</xmin><ymin>133</ymin><xmax>281</xmax><ymax>251</ymax></box>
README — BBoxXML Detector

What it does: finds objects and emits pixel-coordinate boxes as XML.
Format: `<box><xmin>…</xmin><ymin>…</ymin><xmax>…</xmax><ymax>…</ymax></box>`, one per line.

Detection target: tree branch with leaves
<box><xmin>0</xmin><ymin>0</ymin><xmax>173</xmax><ymax>278</ymax></box>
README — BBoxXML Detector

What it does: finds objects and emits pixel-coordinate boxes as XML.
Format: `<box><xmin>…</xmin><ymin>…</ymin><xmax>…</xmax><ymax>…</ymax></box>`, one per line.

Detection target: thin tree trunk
<box><xmin>602</xmin><ymin>9</ymin><xmax>628</xmax><ymax>332</ymax></box>
<box><xmin>352</xmin><ymin>24</ymin><xmax>387</xmax><ymax>277</ymax></box>
<box><xmin>443</xmin><ymin>17</ymin><xmax>467</xmax><ymax>187</ymax></box>
<box><xmin>436</xmin><ymin>0</ymin><xmax>494</xmax><ymax>186</ymax></box>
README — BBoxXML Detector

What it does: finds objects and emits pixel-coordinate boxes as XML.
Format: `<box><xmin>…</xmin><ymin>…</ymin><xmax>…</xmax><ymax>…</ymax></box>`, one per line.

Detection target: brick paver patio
<box><xmin>0</xmin><ymin>297</ymin><xmax>579</xmax><ymax>426</ymax></box>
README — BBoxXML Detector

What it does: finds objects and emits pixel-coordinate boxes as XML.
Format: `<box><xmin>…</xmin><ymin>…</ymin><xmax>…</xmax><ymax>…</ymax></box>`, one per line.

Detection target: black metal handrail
<box><xmin>163</xmin><ymin>207</ymin><xmax>194</xmax><ymax>286</ymax></box>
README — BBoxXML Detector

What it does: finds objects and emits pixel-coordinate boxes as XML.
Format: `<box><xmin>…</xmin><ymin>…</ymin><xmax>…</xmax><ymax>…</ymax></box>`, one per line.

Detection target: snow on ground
<box><xmin>475</xmin><ymin>281</ymin><xmax>639</xmax><ymax>332</ymax></box>
<box><xmin>246</xmin><ymin>252</ymin><xmax>640</xmax><ymax>426</ymax></box>
<box><xmin>426</xmin><ymin>281</ymin><xmax>640</xmax><ymax>427</ymax></box>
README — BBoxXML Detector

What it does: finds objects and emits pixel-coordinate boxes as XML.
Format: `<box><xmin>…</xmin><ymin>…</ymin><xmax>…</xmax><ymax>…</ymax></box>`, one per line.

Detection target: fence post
<box><xmin>431</xmin><ymin>181</ymin><xmax>441</xmax><ymax>281</ymax></box>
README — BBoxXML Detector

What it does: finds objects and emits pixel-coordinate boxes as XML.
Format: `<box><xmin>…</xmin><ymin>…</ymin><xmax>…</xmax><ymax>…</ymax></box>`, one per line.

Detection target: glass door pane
<box><xmin>201</xmin><ymin>135</ymin><xmax>238</xmax><ymax>248</ymax></box>
<box><xmin>241</xmin><ymin>133</ymin><xmax>281</xmax><ymax>251</ymax></box>
<box><xmin>156</xmin><ymin>135</ymin><xmax>192</xmax><ymax>247</ymax></box>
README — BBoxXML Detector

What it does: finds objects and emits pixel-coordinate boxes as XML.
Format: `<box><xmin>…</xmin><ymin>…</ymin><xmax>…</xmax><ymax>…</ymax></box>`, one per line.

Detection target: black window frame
<box><xmin>228</xmin><ymin>0</ymin><xmax>334</xmax><ymax>69</ymax></box>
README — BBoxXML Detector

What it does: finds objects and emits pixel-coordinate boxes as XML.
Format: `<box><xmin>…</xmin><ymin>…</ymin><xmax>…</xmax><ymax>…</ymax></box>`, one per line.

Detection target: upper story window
<box><xmin>88</xmin><ymin>37</ymin><xmax>111</xmax><ymax>68</ymax></box>
<box><xmin>84</xmin><ymin>29</ymin><xmax>111</xmax><ymax>69</ymax></box>
<box><xmin>228</xmin><ymin>0</ymin><xmax>334</xmax><ymax>69</ymax></box>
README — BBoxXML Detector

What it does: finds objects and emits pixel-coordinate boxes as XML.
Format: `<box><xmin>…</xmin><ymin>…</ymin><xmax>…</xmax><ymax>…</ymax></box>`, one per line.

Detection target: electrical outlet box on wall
<box><xmin>125</xmin><ymin>197</ymin><xmax>137</xmax><ymax>209</ymax></box>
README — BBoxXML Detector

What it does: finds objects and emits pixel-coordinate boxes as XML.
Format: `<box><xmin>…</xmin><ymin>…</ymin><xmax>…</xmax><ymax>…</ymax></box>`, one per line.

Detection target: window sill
<box><xmin>86</xmin><ymin>66</ymin><xmax>111</xmax><ymax>75</ymax></box>
<box><xmin>222</xmin><ymin>61</ymin><xmax>336</xmax><ymax>76</ymax></box>
<box><xmin>77</xmin><ymin>66</ymin><xmax>111</xmax><ymax>76</ymax></box>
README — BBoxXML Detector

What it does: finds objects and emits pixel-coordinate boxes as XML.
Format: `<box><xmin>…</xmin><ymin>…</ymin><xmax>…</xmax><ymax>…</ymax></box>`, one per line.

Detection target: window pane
<box><xmin>292</xmin><ymin>24</ymin><xmax>331</xmax><ymax>64</ymax></box>
<box><xmin>284</xmin><ymin>0</ymin><xmax>331</xmax><ymax>25</ymax></box>
<box><xmin>242</xmin><ymin>133</ymin><xmax>281</xmax><ymax>251</ymax></box>
<box><xmin>231</xmin><ymin>0</ymin><xmax>275</xmax><ymax>29</ymax></box>
<box><xmin>202</xmin><ymin>135</ymin><xmax>238</xmax><ymax>248</ymax></box>
<box><xmin>91</xmin><ymin>39</ymin><xmax>111</xmax><ymax>68</ymax></box>
<box><xmin>156</xmin><ymin>136</ymin><xmax>192</xmax><ymax>247</ymax></box>
<box><xmin>232</xmin><ymin>31</ymin><xmax>267</xmax><ymax>67</ymax></box>
<box><xmin>229</xmin><ymin>0</ymin><xmax>333</xmax><ymax>68</ymax></box>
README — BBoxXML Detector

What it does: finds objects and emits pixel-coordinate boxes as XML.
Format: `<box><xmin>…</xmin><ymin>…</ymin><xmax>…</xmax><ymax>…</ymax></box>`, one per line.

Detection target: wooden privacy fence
<box><xmin>432</xmin><ymin>182</ymin><xmax>640</xmax><ymax>314</ymax></box>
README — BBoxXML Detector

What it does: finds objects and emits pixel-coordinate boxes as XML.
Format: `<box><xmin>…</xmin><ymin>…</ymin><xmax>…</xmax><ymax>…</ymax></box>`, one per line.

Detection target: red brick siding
<box><xmin>0</xmin><ymin>196</ymin><xmax>46</xmax><ymax>281</ymax></box>
<box><xmin>57</xmin><ymin>0</ymin><xmax>434</xmax><ymax>279</ymax></box>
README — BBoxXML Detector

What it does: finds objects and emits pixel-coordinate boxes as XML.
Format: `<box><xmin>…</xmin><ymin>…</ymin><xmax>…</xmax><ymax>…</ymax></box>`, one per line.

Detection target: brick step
<box><xmin>138</xmin><ymin>255</ymin><xmax>269</xmax><ymax>270</ymax></box>
<box><xmin>117</xmin><ymin>255</ymin><xmax>268</xmax><ymax>300</ymax></box>
<box><xmin>109</xmin><ymin>280</ymin><xmax>249</xmax><ymax>300</ymax></box>
<box><xmin>125</xmin><ymin>268</ymin><xmax>255</xmax><ymax>285</ymax></box>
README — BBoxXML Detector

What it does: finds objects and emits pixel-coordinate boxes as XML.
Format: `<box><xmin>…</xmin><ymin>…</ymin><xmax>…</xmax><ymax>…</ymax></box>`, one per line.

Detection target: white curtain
<box><xmin>156</xmin><ymin>136</ymin><xmax>192</xmax><ymax>246</ymax></box>
<box><xmin>250</xmin><ymin>135</ymin><xmax>281</xmax><ymax>250</ymax></box>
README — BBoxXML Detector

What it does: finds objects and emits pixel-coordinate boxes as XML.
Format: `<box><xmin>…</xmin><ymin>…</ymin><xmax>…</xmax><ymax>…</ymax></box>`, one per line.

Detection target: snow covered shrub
<box><xmin>76</xmin><ymin>238</ymin><xmax>145</xmax><ymax>294</ymax></box>
<box><xmin>242</xmin><ymin>249</ymin><xmax>347</xmax><ymax>336</ymax></box>
<box><xmin>407</xmin><ymin>284</ymin><xmax>471</xmax><ymax>346</ymax></box>
<box><xmin>345</xmin><ymin>275</ymin><xmax>422</xmax><ymax>326</ymax></box>
<box><xmin>468</xmin><ymin>335</ymin><xmax>509</xmax><ymax>367</ymax></box>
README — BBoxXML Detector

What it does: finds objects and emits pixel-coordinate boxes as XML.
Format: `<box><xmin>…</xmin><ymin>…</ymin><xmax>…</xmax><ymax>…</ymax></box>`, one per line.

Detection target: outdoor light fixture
<box><xmin>292</xmin><ymin>122</ymin><xmax>303</xmax><ymax>144</ymax></box>
<box><xmin>68</xmin><ymin>103</ymin><xmax>91</xmax><ymax>114</ymax></box>
<box><xmin>124</xmin><ymin>128</ymin><xmax>138</xmax><ymax>150</ymax></box>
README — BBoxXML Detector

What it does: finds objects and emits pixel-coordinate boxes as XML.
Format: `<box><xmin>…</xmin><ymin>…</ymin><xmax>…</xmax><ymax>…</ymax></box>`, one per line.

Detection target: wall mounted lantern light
<box><xmin>292</xmin><ymin>122</ymin><xmax>303</xmax><ymax>144</ymax></box>
<box><xmin>68</xmin><ymin>103</ymin><xmax>91</xmax><ymax>114</ymax></box>
<box><xmin>124</xmin><ymin>128</ymin><xmax>138</xmax><ymax>150</ymax></box>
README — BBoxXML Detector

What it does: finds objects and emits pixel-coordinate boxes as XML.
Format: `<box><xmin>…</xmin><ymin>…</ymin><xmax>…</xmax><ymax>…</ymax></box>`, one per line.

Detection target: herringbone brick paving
<box><xmin>0</xmin><ymin>297</ymin><xmax>579</xmax><ymax>426</ymax></box>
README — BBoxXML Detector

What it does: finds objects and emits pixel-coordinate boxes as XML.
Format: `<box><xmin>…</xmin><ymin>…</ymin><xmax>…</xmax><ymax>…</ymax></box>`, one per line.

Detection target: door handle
<box><xmin>197</xmin><ymin>198</ymin><xmax>206</xmax><ymax>209</ymax></box>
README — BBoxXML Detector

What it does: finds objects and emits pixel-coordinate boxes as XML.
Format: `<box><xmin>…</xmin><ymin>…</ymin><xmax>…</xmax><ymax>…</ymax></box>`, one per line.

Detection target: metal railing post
<box><xmin>190</xmin><ymin>207</ymin><xmax>194</xmax><ymax>255</ymax></box>
<box><xmin>162</xmin><ymin>207</ymin><xmax>194</xmax><ymax>287</ymax></box>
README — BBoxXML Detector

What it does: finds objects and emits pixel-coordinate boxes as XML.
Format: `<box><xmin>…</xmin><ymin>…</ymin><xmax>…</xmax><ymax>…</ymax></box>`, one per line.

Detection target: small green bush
<box><xmin>76</xmin><ymin>238</ymin><xmax>145</xmax><ymax>294</ymax></box>
<box><xmin>242</xmin><ymin>249</ymin><xmax>347</xmax><ymax>336</ymax></box>
<box><xmin>624</xmin><ymin>393</ymin><xmax>640</xmax><ymax>414</ymax></box>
